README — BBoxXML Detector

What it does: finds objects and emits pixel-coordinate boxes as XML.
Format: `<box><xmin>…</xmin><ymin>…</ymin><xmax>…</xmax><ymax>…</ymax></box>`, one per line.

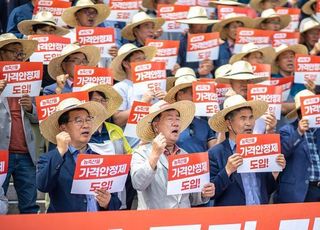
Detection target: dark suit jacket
<box><xmin>37</xmin><ymin>148</ymin><xmax>121</xmax><ymax>213</ymax></box>
<box><xmin>209</xmin><ymin>139</ymin><xmax>277</xmax><ymax>206</ymax></box>
<box><xmin>275</xmin><ymin>121</ymin><xmax>320</xmax><ymax>203</ymax></box>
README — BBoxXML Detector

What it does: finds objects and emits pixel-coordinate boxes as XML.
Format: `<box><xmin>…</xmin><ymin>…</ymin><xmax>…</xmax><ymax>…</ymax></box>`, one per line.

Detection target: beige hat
<box><xmin>215</xmin><ymin>60</ymin><xmax>268</xmax><ymax>84</ymax></box>
<box><xmin>286</xmin><ymin>89</ymin><xmax>316</xmax><ymax>120</ymax></box>
<box><xmin>40</xmin><ymin>98</ymin><xmax>108</xmax><ymax>144</ymax></box>
<box><xmin>272</xmin><ymin>44</ymin><xmax>308</xmax><ymax>73</ymax></box>
<box><xmin>215</xmin><ymin>63</ymin><xmax>232</xmax><ymax>78</ymax></box>
<box><xmin>121</xmin><ymin>12</ymin><xmax>165</xmax><ymax>41</ymax></box>
<box><xmin>177</xmin><ymin>6</ymin><xmax>219</xmax><ymax>25</ymax></box>
<box><xmin>48</xmin><ymin>43</ymin><xmax>100</xmax><ymax>80</ymax></box>
<box><xmin>110</xmin><ymin>43</ymin><xmax>157</xmax><ymax>81</ymax></box>
<box><xmin>302</xmin><ymin>0</ymin><xmax>316</xmax><ymax>15</ymax></box>
<box><xmin>61</xmin><ymin>0</ymin><xmax>110</xmax><ymax>27</ymax></box>
<box><xmin>250</xmin><ymin>0</ymin><xmax>287</xmax><ymax>13</ymax></box>
<box><xmin>209</xmin><ymin>0</ymin><xmax>246</xmax><ymax>7</ymax></box>
<box><xmin>164</xmin><ymin>67</ymin><xmax>197</xmax><ymax>103</ymax></box>
<box><xmin>229</xmin><ymin>42</ymin><xmax>276</xmax><ymax>64</ymax></box>
<box><xmin>254</xmin><ymin>9</ymin><xmax>291</xmax><ymax>30</ymax></box>
<box><xmin>0</xmin><ymin>33</ymin><xmax>38</xmax><ymax>61</ymax></box>
<box><xmin>136</xmin><ymin>100</ymin><xmax>195</xmax><ymax>142</ymax></box>
<box><xmin>18</xmin><ymin>11</ymin><xmax>69</xmax><ymax>36</ymax></box>
<box><xmin>212</xmin><ymin>13</ymin><xmax>253</xmax><ymax>40</ymax></box>
<box><xmin>209</xmin><ymin>94</ymin><xmax>268</xmax><ymax>132</ymax></box>
<box><xmin>142</xmin><ymin>0</ymin><xmax>177</xmax><ymax>10</ymax></box>
<box><xmin>80</xmin><ymin>83</ymin><xmax>123</xmax><ymax>116</ymax></box>
<box><xmin>299</xmin><ymin>17</ymin><xmax>320</xmax><ymax>34</ymax></box>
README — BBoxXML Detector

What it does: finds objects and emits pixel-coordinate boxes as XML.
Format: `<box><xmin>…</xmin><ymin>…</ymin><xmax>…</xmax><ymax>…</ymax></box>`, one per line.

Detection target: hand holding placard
<box><xmin>225</xmin><ymin>154</ymin><xmax>243</xmax><ymax>177</ymax></box>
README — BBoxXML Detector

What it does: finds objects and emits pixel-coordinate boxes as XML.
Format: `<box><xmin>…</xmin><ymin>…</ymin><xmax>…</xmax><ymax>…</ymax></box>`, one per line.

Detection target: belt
<box><xmin>309</xmin><ymin>181</ymin><xmax>320</xmax><ymax>187</ymax></box>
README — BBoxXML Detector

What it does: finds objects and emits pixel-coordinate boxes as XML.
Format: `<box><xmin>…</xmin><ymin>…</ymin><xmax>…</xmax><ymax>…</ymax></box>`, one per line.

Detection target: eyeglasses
<box><xmin>189</xmin><ymin>123</ymin><xmax>195</xmax><ymax>137</ymax></box>
<box><xmin>0</xmin><ymin>49</ymin><xmax>26</xmax><ymax>59</ymax></box>
<box><xmin>80</xmin><ymin>8</ymin><xmax>98</xmax><ymax>17</ymax></box>
<box><xmin>64</xmin><ymin>58</ymin><xmax>89</xmax><ymax>65</ymax></box>
<box><xmin>91</xmin><ymin>98</ymin><xmax>109</xmax><ymax>103</ymax></box>
<box><xmin>68</xmin><ymin>116</ymin><xmax>94</xmax><ymax>126</ymax></box>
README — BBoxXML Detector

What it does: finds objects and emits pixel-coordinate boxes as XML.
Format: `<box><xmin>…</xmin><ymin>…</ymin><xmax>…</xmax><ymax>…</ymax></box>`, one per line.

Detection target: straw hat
<box><xmin>299</xmin><ymin>17</ymin><xmax>320</xmax><ymax>34</ymax></box>
<box><xmin>61</xmin><ymin>0</ymin><xmax>110</xmax><ymax>27</ymax></box>
<box><xmin>110</xmin><ymin>43</ymin><xmax>157</xmax><ymax>81</ymax></box>
<box><xmin>215</xmin><ymin>60</ymin><xmax>268</xmax><ymax>84</ymax></box>
<box><xmin>250</xmin><ymin>0</ymin><xmax>287</xmax><ymax>13</ymax></box>
<box><xmin>286</xmin><ymin>90</ymin><xmax>316</xmax><ymax>120</ymax></box>
<box><xmin>229</xmin><ymin>42</ymin><xmax>276</xmax><ymax>64</ymax></box>
<box><xmin>254</xmin><ymin>9</ymin><xmax>291</xmax><ymax>30</ymax></box>
<box><xmin>48</xmin><ymin>43</ymin><xmax>100</xmax><ymax>80</ymax></box>
<box><xmin>272</xmin><ymin>44</ymin><xmax>308</xmax><ymax>73</ymax></box>
<box><xmin>18</xmin><ymin>11</ymin><xmax>69</xmax><ymax>36</ymax></box>
<box><xmin>209</xmin><ymin>94</ymin><xmax>268</xmax><ymax>132</ymax></box>
<box><xmin>212</xmin><ymin>13</ymin><xmax>253</xmax><ymax>40</ymax></box>
<box><xmin>177</xmin><ymin>6</ymin><xmax>219</xmax><ymax>25</ymax></box>
<box><xmin>0</xmin><ymin>33</ymin><xmax>38</xmax><ymax>61</ymax></box>
<box><xmin>136</xmin><ymin>100</ymin><xmax>195</xmax><ymax>142</ymax></box>
<box><xmin>80</xmin><ymin>83</ymin><xmax>123</xmax><ymax>116</ymax></box>
<box><xmin>164</xmin><ymin>67</ymin><xmax>197</xmax><ymax>103</ymax></box>
<box><xmin>40</xmin><ymin>98</ymin><xmax>109</xmax><ymax>144</ymax></box>
<box><xmin>215</xmin><ymin>63</ymin><xmax>232</xmax><ymax>78</ymax></box>
<box><xmin>121</xmin><ymin>12</ymin><xmax>165</xmax><ymax>41</ymax></box>
<box><xmin>142</xmin><ymin>0</ymin><xmax>177</xmax><ymax>10</ymax></box>
<box><xmin>209</xmin><ymin>0</ymin><xmax>246</xmax><ymax>7</ymax></box>
<box><xmin>302</xmin><ymin>0</ymin><xmax>316</xmax><ymax>15</ymax></box>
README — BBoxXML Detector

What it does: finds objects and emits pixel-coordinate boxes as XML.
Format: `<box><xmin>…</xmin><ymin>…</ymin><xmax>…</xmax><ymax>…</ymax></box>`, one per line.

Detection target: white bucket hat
<box><xmin>110</xmin><ymin>43</ymin><xmax>157</xmax><ymax>81</ymax></box>
<box><xmin>209</xmin><ymin>94</ymin><xmax>268</xmax><ymax>132</ymax></box>
<box><xmin>136</xmin><ymin>100</ymin><xmax>195</xmax><ymax>142</ymax></box>
<box><xmin>177</xmin><ymin>6</ymin><xmax>219</xmax><ymax>25</ymax></box>
<box><xmin>164</xmin><ymin>67</ymin><xmax>197</xmax><ymax>103</ymax></box>
<box><xmin>18</xmin><ymin>11</ymin><xmax>69</xmax><ymax>36</ymax></box>
<box><xmin>254</xmin><ymin>9</ymin><xmax>291</xmax><ymax>30</ymax></box>
<box><xmin>299</xmin><ymin>17</ymin><xmax>320</xmax><ymax>34</ymax></box>
<box><xmin>286</xmin><ymin>89</ymin><xmax>316</xmax><ymax>120</ymax></box>
<box><xmin>40</xmin><ymin>98</ymin><xmax>109</xmax><ymax>144</ymax></box>
<box><xmin>121</xmin><ymin>12</ymin><xmax>165</xmax><ymax>41</ymax></box>
<box><xmin>229</xmin><ymin>42</ymin><xmax>276</xmax><ymax>64</ymax></box>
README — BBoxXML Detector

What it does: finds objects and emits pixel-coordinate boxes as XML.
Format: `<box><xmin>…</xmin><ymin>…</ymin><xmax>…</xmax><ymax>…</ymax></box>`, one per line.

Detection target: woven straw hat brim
<box><xmin>177</xmin><ymin>18</ymin><xmax>219</xmax><ymax>25</ymax></box>
<box><xmin>164</xmin><ymin>82</ymin><xmax>193</xmax><ymax>103</ymax></box>
<box><xmin>302</xmin><ymin>0</ymin><xmax>316</xmax><ymax>15</ymax></box>
<box><xmin>84</xmin><ymin>84</ymin><xmax>123</xmax><ymax>115</ymax></box>
<box><xmin>213</xmin><ymin>16</ymin><xmax>253</xmax><ymax>40</ymax></box>
<box><xmin>142</xmin><ymin>0</ymin><xmax>177</xmax><ymax>10</ymax></box>
<box><xmin>229</xmin><ymin>46</ymin><xmax>276</xmax><ymax>64</ymax></box>
<box><xmin>209</xmin><ymin>0</ymin><xmax>246</xmax><ymax>7</ymax></box>
<box><xmin>48</xmin><ymin>45</ymin><xmax>100</xmax><ymax>80</ymax></box>
<box><xmin>271</xmin><ymin>45</ymin><xmax>308</xmax><ymax>74</ymax></box>
<box><xmin>110</xmin><ymin>46</ymin><xmax>157</xmax><ymax>81</ymax></box>
<box><xmin>209</xmin><ymin>100</ymin><xmax>268</xmax><ymax>132</ymax></box>
<box><xmin>18</xmin><ymin>20</ymin><xmax>69</xmax><ymax>36</ymax></box>
<box><xmin>286</xmin><ymin>107</ymin><xmax>299</xmax><ymax>120</ymax></box>
<box><xmin>166</xmin><ymin>76</ymin><xmax>176</xmax><ymax>92</ymax></box>
<box><xmin>215</xmin><ymin>73</ymin><xmax>269</xmax><ymax>84</ymax></box>
<box><xmin>61</xmin><ymin>4</ymin><xmax>110</xmax><ymax>27</ymax></box>
<box><xmin>136</xmin><ymin>100</ymin><xmax>195</xmax><ymax>142</ymax></box>
<box><xmin>121</xmin><ymin>18</ymin><xmax>165</xmax><ymax>41</ymax></box>
<box><xmin>250</xmin><ymin>0</ymin><xmax>287</xmax><ymax>12</ymax></box>
<box><xmin>254</xmin><ymin>14</ymin><xmax>291</xmax><ymax>30</ymax></box>
<box><xmin>40</xmin><ymin>101</ymin><xmax>108</xmax><ymax>144</ymax></box>
<box><xmin>0</xmin><ymin>39</ymin><xmax>38</xmax><ymax>61</ymax></box>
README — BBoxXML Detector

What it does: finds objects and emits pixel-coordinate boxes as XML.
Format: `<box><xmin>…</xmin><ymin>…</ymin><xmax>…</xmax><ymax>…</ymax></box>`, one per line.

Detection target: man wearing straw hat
<box><xmin>275</xmin><ymin>90</ymin><xmax>320</xmax><ymax>203</ymax></box>
<box><xmin>254</xmin><ymin>9</ymin><xmax>291</xmax><ymax>31</ymax></box>
<box><xmin>212</xmin><ymin>13</ymin><xmax>253</xmax><ymax>69</ymax></box>
<box><xmin>36</xmin><ymin>98</ymin><xmax>121</xmax><ymax>212</ymax></box>
<box><xmin>43</xmin><ymin>43</ymin><xmax>100</xmax><ymax>95</ymax></box>
<box><xmin>173</xmin><ymin>6</ymin><xmax>219</xmax><ymax>78</ymax></box>
<box><xmin>121</xmin><ymin>11</ymin><xmax>165</xmax><ymax>47</ymax></box>
<box><xmin>249</xmin><ymin>0</ymin><xmax>287</xmax><ymax>14</ymax></box>
<box><xmin>131</xmin><ymin>100</ymin><xmax>215</xmax><ymax>209</ymax></box>
<box><xmin>300</xmin><ymin>17</ymin><xmax>320</xmax><ymax>56</ymax></box>
<box><xmin>164</xmin><ymin>67</ymin><xmax>217</xmax><ymax>153</ymax></box>
<box><xmin>0</xmin><ymin>33</ymin><xmax>39</xmax><ymax>213</ymax></box>
<box><xmin>208</xmin><ymin>94</ymin><xmax>286</xmax><ymax>206</ymax></box>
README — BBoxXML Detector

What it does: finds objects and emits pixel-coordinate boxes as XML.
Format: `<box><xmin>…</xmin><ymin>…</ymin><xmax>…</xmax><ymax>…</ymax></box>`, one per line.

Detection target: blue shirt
<box><xmin>90</xmin><ymin>124</ymin><xmax>110</xmax><ymax>144</ymax></box>
<box><xmin>214</xmin><ymin>41</ymin><xmax>232</xmax><ymax>71</ymax></box>
<box><xmin>177</xmin><ymin>117</ymin><xmax>216</xmax><ymax>153</ymax></box>
<box><xmin>7</xmin><ymin>2</ymin><xmax>34</xmax><ymax>38</ymax></box>
<box><xmin>69</xmin><ymin>145</ymin><xmax>98</xmax><ymax>212</ymax></box>
<box><xmin>229</xmin><ymin>139</ymin><xmax>261</xmax><ymax>205</ymax></box>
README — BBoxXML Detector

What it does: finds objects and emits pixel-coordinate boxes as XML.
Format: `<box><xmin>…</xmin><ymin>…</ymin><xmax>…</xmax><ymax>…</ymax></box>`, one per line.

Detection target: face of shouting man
<box><xmin>133</xmin><ymin>22</ymin><xmax>156</xmax><ymax>45</ymax></box>
<box><xmin>276</xmin><ymin>50</ymin><xmax>295</xmax><ymax>76</ymax></box>
<box><xmin>0</xmin><ymin>43</ymin><xmax>25</xmax><ymax>61</ymax></box>
<box><xmin>75</xmin><ymin>7</ymin><xmax>98</xmax><ymax>27</ymax></box>
<box><xmin>225</xmin><ymin>107</ymin><xmax>255</xmax><ymax>137</ymax></box>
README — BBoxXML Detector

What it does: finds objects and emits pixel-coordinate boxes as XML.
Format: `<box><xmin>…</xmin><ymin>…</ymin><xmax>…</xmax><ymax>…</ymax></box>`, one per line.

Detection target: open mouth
<box><xmin>244</xmin><ymin>129</ymin><xmax>252</xmax><ymax>133</ymax></box>
<box><xmin>171</xmin><ymin>129</ymin><xmax>179</xmax><ymax>134</ymax></box>
<box><xmin>81</xmin><ymin>131</ymin><xmax>90</xmax><ymax>135</ymax></box>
